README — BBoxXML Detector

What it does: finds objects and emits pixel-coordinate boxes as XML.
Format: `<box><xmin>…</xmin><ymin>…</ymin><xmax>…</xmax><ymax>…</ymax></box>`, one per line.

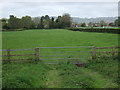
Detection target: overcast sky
<box><xmin>1</xmin><ymin>2</ymin><xmax>118</xmax><ymax>18</ymax></box>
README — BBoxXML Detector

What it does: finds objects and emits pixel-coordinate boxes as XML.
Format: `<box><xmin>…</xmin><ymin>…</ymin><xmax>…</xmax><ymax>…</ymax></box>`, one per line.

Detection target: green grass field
<box><xmin>2</xmin><ymin>29</ymin><xmax>118</xmax><ymax>62</ymax></box>
<box><xmin>2</xmin><ymin>29</ymin><xmax>118</xmax><ymax>49</ymax></box>
<box><xmin>2</xmin><ymin>29</ymin><xmax>119</xmax><ymax>88</ymax></box>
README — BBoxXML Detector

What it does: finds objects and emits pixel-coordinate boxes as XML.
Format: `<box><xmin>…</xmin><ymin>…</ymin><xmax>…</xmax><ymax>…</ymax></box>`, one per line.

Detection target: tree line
<box><xmin>1</xmin><ymin>14</ymin><xmax>120</xmax><ymax>30</ymax></box>
<box><xmin>1</xmin><ymin>13</ymin><xmax>71</xmax><ymax>30</ymax></box>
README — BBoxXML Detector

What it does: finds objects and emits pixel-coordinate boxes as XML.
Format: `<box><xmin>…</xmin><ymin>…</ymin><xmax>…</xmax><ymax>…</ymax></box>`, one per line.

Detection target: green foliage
<box><xmin>2</xmin><ymin>62</ymin><xmax>51</xmax><ymax>88</ymax></box>
<box><xmin>86</xmin><ymin>56</ymin><xmax>118</xmax><ymax>83</ymax></box>
<box><xmin>2</xmin><ymin>57</ymin><xmax>118</xmax><ymax>88</ymax></box>
<box><xmin>37</xmin><ymin>16</ymin><xmax>44</xmax><ymax>29</ymax></box>
<box><xmin>2</xmin><ymin>23</ymin><xmax>10</xmax><ymax>29</ymax></box>
<box><xmin>1</xmin><ymin>18</ymin><xmax>10</xmax><ymax>29</ymax></box>
<box><xmin>21</xmin><ymin>16</ymin><xmax>33</xmax><ymax>29</ymax></box>
<box><xmin>43</xmin><ymin>15</ymin><xmax>50</xmax><ymax>29</ymax></box>
<box><xmin>80</xmin><ymin>23</ymin><xmax>86</xmax><ymax>27</ymax></box>
<box><xmin>3</xmin><ymin>14</ymin><xmax>71</xmax><ymax>30</ymax></box>
<box><xmin>49</xmin><ymin>17</ymin><xmax>55</xmax><ymax>29</ymax></box>
<box><xmin>61</xmin><ymin>13</ymin><xmax>71</xmax><ymax>28</ymax></box>
<box><xmin>8</xmin><ymin>15</ymin><xmax>22</xmax><ymax>29</ymax></box>
<box><xmin>30</xmin><ymin>21</ymin><xmax>36</xmax><ymax>29</ymax></box>
<box><xmin>56</xmin><ymin>57</ymin><xmax>118</xmax><ymax>88</ymax></box>
<box><xmin>2</xmin><ymin>14</ymin><xmax>120</xmax><ymax>30</ymax></box>
<box><xmin>54</xmin><ymin>14</ymin><xmax>71</xmax><ymax>29</ymax></box>
<box><xmin>100</xmin><ymin>20</ymin><xmax>107</xmax><ymax>27</ymax></box>
<box><xmin>4</xmin><ymin>15</ymin><xmax>36</xmax><ymax>30</ymax></box>
<box><xmin>114</xmin><ymin>17</ymin><xmax>120</xmax><ymax>27</ymax></box>
<box><xmin>67</xmin><ymin>27</ymin><xmax>120</xmax><ymax>34</ymax></box>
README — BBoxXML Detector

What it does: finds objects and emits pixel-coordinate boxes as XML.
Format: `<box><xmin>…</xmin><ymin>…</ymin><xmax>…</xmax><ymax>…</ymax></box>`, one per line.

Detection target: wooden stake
<box><xmin>35</xmin><ymin>48</ymin><xmax>40</xmax><ymax>61</ymax></box>
<box><xmin>7</xmin><ymin>49</ymin><xmax>11</xmax><ymax>63</ymax></box>
<box><xmin>92</xmin><ymin>46</ymin><xmax>96</xmax><ymax>60</ymax></box>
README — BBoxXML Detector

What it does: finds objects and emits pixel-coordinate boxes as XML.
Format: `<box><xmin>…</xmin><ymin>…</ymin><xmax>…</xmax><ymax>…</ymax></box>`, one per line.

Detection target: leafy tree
<box><xmin>54</xmin><ymin>18</ymin><xmax>59</xmax><ymax>28</ymax></box>
<box><xmin>80</xmin><ymin>23</ymin><xmax>86</xmax><ymax>27</ymax></box>
<box><xmin>54</xmin><ymin>16</ymin><xmax>61</xmax><ymax>28</ymax></box>
<box><xmin>32</xmin><ymin>17</ymin><xmax>40</xmax><ymax>25</ymax></box>
<box><xmin>114</xmin><ymin>19</ymin><xmax>118</xmax><ymax>26</ymax></box>
<box><xmin>16</xmin><ymin>18</ymin><xmax>23</xmax><ymax>29</ymax></box>
<box><xmin>118</xmin><ymin>17</ymin><xmax>120</xmax><ymax>26</ymax></box>
<box><xmin>5</xmin><ymin>13</ymin><xmax>72</xmax><ymax>30</ymax></box>
<box><xmin>21</xmin><ymin>16</ymin><xmax>32</xmax><ymax>29</ymax></box>
<box><xmin>44</xmin><ymin>15</ymin><xmax>51</xmax><ymax>29</ymax></box>
<box><xmin>100</xmin><ymin>20</ymin><xmax>107</xmax><ymax>27</ymax></box>
<box><xmin>8</xmin><ymin>15</ymin><xmax>16</xmax><ymax>29</ymax></box>
<box><xmin>61</xmin><ymin>13</ymin><xmax>71</xmax><ymax>28</ymax></box>
<box><xmin>30</xmin><ymin>21</ymin><xmax>36</xmax><ymax>29</ymax></box>
<box><xmin>37</xmin><ymin>16</ymin><xmax>44</xmax><ymax>29</ymax></box>
<box><xmin>57</xmin><ymin>16</ymin><xmax>62</xmax><ymax>28</ymax></box>
<box><xmin>54</xmin><ymin>14</ymin><xmax>71</xmax><ymax>29</ymax></box>
<box><xmin>1</xmin><ymin>18</ymin><xmax>10</xmax><ymax>29</ymax></box>
<box><xmin>8</xmin><ymin>15</ymin><xmax>22</xmax><ymax>29</ymax></box>
<box><xmin>49</xmin><ymin>17</ymin><xmax>54</xmax><ymax>29</ymax></box>
<box><xmin>2</xmin><ymin>23</ymin><xmax>10</xmax><ymax>29</ymax></box>
<box><xmin>114</xmin><ymin>17</ymin><xmax>120</xmax><ymax>27</ymax></box>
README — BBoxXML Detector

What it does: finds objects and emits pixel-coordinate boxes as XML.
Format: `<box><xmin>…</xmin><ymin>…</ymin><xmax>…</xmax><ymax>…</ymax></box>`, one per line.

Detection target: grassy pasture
<box><xmin>2</xmin><ymin>29</ymin><xmax>118</xmax><ymax>49</ymax></box>
<box><xmin>2</xmin><ymin>29</ymin><xmax>119</xmax><ymax>88</ymax></box>
<box><xmin>2</xmin><ymin>29</ymin><xmax>118</xmax><ymax>61</ymax></box>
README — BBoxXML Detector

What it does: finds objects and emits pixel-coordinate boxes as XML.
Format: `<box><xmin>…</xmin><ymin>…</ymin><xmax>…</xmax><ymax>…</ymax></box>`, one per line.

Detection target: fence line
<box><xmin>38</xmin><ymin>46</ymin><xmax>93</xmax><ymax>49</ymax></box>
<box><xmin>92</xmin><ymin>46</ymin><xmax>120</xmax><ymax>59</ymax></box>
<box><xmin>41</xmin><ymin>58</ymin><xmax>90</xmax><ymax>61</ymax></box>
<box><xmin>0</xmin><ymin>46</ymin><xmax>120</xmax><ymax>63</ymax></box>
<box><xmin>41</xmin><ymin>55</ymin><xmax>91</xmax><ymax>57</ymax></box>
<box><xmin>96</xmin><ymin>46</ymin><xmax>120</xmax><ymax>49</ymax></box>
<box><xmin>41</xmin><ymin>51</ymin><xmax>92</xmax><ymax>54</ymax></box>
<box><xmin>1</xmin><ymin>54</ymin><xmax>35</xmax><ymax>56</ymax></box>
<box><xmin>0</xmin><ymin>49</ymin><xmax>34</xmax><ymax>51</ymax></box>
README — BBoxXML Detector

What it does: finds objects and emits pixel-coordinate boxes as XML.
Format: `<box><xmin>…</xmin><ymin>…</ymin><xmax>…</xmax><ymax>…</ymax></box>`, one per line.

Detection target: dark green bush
<box><xmin>67</xmin><ymin>27</ymin><xmax>120</xmax><ymax>34</ymax></box>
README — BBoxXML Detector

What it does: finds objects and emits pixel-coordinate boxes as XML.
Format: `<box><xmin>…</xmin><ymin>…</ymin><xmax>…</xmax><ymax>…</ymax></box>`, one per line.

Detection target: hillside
<box><xmin>32</xmin><ymin>16</ymin><xmax>118</xmax><ymax>24</ymax></box>
<box><xmin>72</xmin><ymin>17</ymin><xmax>118</xmax><ymax>24</ymax></box>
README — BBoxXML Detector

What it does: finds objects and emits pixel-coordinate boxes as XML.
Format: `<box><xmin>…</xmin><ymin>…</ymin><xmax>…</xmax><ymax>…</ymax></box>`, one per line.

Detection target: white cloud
<box><xmin>1</xmin><ymin>2</ymin><xmax>118</xmax><ymax>18</ymax></box>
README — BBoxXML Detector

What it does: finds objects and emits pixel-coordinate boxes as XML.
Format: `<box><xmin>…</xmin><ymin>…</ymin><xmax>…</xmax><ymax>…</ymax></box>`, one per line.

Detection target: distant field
<box><xmin>77</xmin><ymin>27</ymin><xmax>119</xmax><ymax>29</ymax></box>
<box><xmin>2</xmin><ymin>29</ymin><xmax>118</xmax><ymax>49</ymax></box>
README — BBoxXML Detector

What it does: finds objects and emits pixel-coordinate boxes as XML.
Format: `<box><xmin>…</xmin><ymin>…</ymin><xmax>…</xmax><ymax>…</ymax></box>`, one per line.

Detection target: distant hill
<box><xmin>32</xmin><ymin>16</ymin><xmax>118</xmax><ymax>24</ymax></box>
<box><xmin>71</xmin><ymin>17</ymin><xmax>118</xmax><ymax>24</ymax></box>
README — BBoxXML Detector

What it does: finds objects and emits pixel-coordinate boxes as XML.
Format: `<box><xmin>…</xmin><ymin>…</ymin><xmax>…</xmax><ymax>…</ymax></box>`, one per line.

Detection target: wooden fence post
<box><xmin>7</xmin><ymin>49</ymin><xmax>11</xmax><ymax>63</ymax></box>
<box><xmin>35</xmin><ymin>47</ymin><xmax>40</xmax><ymax>61</ymax></box>
<box><xmin>92</xmin><ymin>46</ymin><xmax>96</xmax><ymax>60</ymax></box>
<box><xmin>112</xmin><ymin>47</ymin><xmax>115</xmax><ymax>56</ymax></box>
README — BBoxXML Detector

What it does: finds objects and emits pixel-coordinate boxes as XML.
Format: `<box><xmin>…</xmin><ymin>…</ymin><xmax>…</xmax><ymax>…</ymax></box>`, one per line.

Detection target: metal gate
<box><xmin>38</xmin><ymin>46</ymin><xmax>93</xmax><ymax>64</ymax></box>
